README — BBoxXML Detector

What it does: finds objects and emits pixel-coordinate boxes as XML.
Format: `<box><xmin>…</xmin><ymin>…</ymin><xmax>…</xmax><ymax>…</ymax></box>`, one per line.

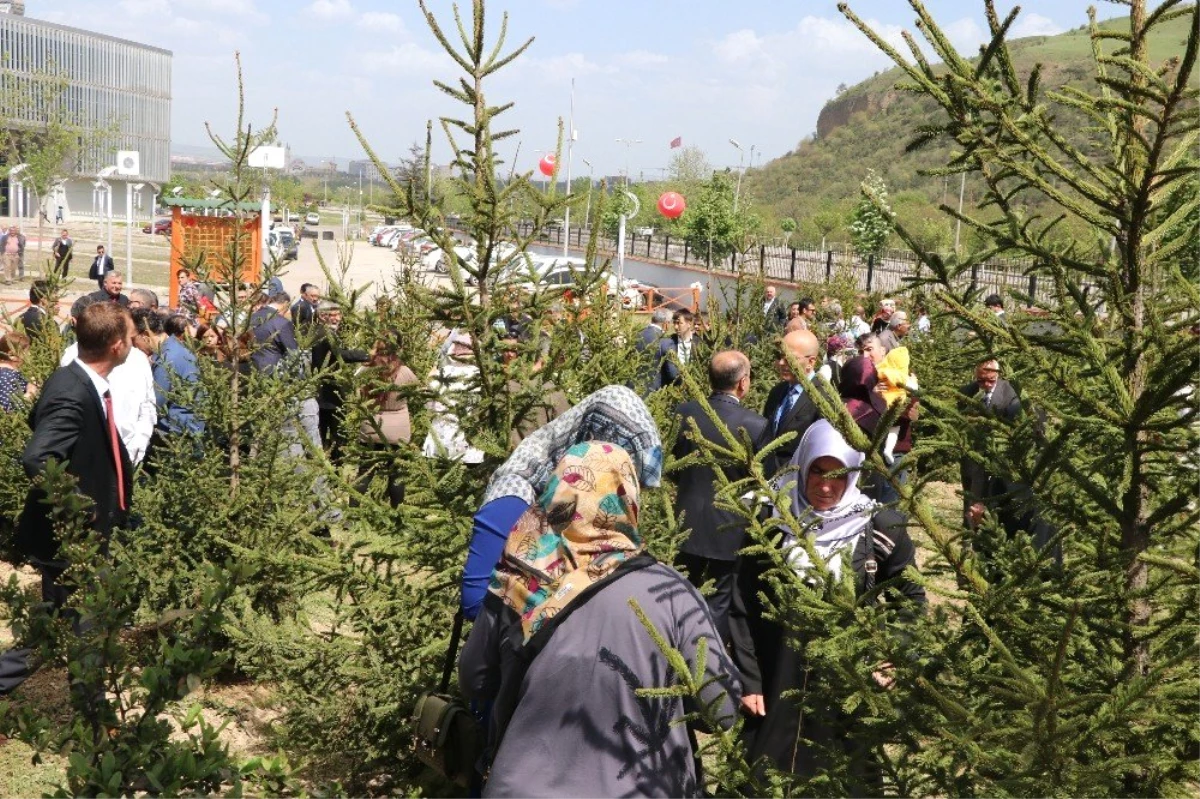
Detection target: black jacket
<box><xmin>729</xmin><ymin>508</ymin><xmax>925</xmax><ymax>784</ymax></box>
<box><xmin>759</xmin><ymin>375</ymin><xmax>837</xmax><ymax>476</ymax></box>
<box><xmin>86</xmin><ymin>289</ymin><xmax>130</xmax><ymax>308</ymax></box>
<box><xmin>250</xmin><ymin>306</ymin><xmax>299</xmax><ymax>374</ymax></box>
<box><xmin>88</xmin><ymin>254</ymin><xmax>115</xmax><ymax>282</ymax></box>
<box><xmin>672</xmin><ymin>393</ymin><xmax>769</xmax><ymax>561</ymax></box>
<box><xmin>958</xmin><ymin>377</ymin><xmax>1022</xmax><ymax>522</ymax></box>
<box><xmin>658</xmin><ymin>334</ymin><xmax>699</xmax><ymax>388</ymax></box>
<box><xmin>52</xmin><ymin>237</ymin><xmax>72</xmax><ymax>271</ymax></box>
<box><xmin>19</xmin><ymin>305</ymin><xmax>51</xmax><ymax>342</ymax></box>
<box><xmin>311</xmin><ymin>325</ymin><xmax>369</xmax><ymax>410</ymax></box>
<box><xmin>17</xmin><ymin>361</ymin><xmax>132</xmax><ymax>564</ymax></box>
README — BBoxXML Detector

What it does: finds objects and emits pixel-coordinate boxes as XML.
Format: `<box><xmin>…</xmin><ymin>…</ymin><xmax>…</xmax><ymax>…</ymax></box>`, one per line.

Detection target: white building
<box><xmin>0</xmin><ymin>3</ymin><xmax>171</xmax><ymax>221</ymax></box>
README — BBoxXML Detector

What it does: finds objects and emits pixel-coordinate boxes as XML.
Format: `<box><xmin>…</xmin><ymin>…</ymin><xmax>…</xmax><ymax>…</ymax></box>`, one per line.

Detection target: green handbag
<box><xmin>411</xmin><ymin>611</ymin><xmax>483</xmax><ymax>788</ymax></box>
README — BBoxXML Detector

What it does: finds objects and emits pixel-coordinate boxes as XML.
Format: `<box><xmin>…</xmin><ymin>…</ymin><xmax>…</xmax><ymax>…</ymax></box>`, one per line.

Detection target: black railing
<box><xmin>504</xmin><ymin>222</ymin><xmax>1092</xmax><ymax>305</ymax></box>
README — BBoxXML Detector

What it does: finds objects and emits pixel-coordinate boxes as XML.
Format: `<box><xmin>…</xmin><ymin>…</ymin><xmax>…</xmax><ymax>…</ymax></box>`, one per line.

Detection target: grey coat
<box><xmin>459</xmin><ymin>562</ymin><xmax>742</xmax><ymax>798</ymax></box>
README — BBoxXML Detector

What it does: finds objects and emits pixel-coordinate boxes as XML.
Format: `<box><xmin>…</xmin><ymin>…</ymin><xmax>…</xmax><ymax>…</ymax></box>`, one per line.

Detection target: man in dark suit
<box><xmin>762</xmin><ymin>285</ymin><xmax>786</xmax><ymax>328</ymax></box>
<box><xmin>759</xmin><ymin>328</ymin><xmax>836</xmax><ymax>476</ymax></box>
<box><xmin>20</xmin><ymin>280</ymin><xmax>53</xmax><ymax>343</ymax></box>
<box><xmin>633</xmin><ymin>308</ymin><xmax>672</xmax><ymax>393</ymax></box>
<box><xmin>311</xmin><ymin>302</ymin><xmax>368</xmax><ymax>459</ymax></box>
<box><xmin>658</xmin><ymin>309</ymin><xmax>698</xmax><ymax>388</ymax></box>
<box><xmin>88</xmin><ymin>245</ymin><xmax>115</xmax><ymax>291</ymax></box>
<box><xmin>87</xmin><ymin>270</ymin><xmax>130</xmax><ymax>307</ymax></box>
<box><xmin>959</xmin><ymin>357</ymin><xmax>1021</xmax><ymax>526</ymax></box>
<box><xmin>0</xmin><ymin>302</ymin><xmax>135</xmax><ymax>694</ymax></box>
<box><xmin>250</xmin><ymin>291</ymin><xmax>300</xmax><ymax>374</ymax></box>
<box><xmin>672</xmin><ymin>350</ymin><xmax>767</xmax><ymax>641</ymax></box>
<box><xmin>292</xmin><ymin>283</ymin><xmax>321</xmax><ymax>334</ymax></box>
<box><xmin>51</xmin><ymin>229</ymin><xmax>73</xmax><ymax>277</ymax></box>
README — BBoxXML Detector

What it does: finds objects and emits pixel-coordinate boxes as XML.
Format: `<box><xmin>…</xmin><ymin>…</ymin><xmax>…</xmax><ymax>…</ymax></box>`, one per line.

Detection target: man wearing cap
<box><xmin>878</xmin><ymin>310</ymin><xmax>910</xmax><ymax>353</ymax></box>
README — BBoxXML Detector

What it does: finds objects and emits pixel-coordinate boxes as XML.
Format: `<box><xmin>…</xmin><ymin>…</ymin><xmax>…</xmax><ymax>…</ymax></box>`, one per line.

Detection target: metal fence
<box><xmin>515</xmin><ymin>222</ymin><xmax>1090</xmax><ymax>305</ymax></box>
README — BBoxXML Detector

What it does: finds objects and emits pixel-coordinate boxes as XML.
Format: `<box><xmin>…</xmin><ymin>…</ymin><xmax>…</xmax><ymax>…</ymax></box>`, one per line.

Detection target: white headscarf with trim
<box><xmin>776</xmin><ymin>419</ymin><xmax>878</xmax><ymax>581</ymax></box>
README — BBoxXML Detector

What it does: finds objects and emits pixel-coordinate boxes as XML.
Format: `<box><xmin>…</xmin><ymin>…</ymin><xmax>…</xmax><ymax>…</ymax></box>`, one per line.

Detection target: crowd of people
<box><xmin>0</xmin><ymin>263</ymin><xmax>1040</xmax><ymax>795</ymax></box>
<box><xmin>0</xmin><ymin>270</ymin><xmax>429</xmax><ymax>685</ymax></box>
<box><xmin>449</xmin><ymin>289</ymin><xmax>1041</xmax><ymax>795</ymax></box>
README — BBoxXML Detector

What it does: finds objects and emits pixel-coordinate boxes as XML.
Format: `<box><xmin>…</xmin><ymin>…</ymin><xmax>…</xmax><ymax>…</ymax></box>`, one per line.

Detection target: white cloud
<box><xmin>714</xmin><ymin>29</ymin><xmax>764</xmax><ymax>63</ymax></box>
<box><xmin>359</xmin><ymin>11</ymin><xmax>405</xmax><ymax>33</ymax></box>
<box><xmin>615</xmin><ymin>50</ymin><xmax>669</xmax><ymax>67</ymax></box>
<box><xmin>507</xmin><ymin>52</ymin><xmax>615</xmax><ymax>85</ymax></box>
<box><xmin>1011</xmin><ymin>13</ymin><xmax>1065</xmax><ymax>38</ymax></box>
<box><xmin>307</xmin><ymin>0</ymin><xmax>354</xmax><ymax>19</ymax></box>
<box><xmin>359</xmin><ymin>44</ymin><xmax>447</xmax><ymax>75</ymax></box>
<box><xmin>118</xmin><ymin>0</ymin><xmax>168</xmax><ymax>15</ymax></box>
<box><xmin>942</xmin><ymin>18</ymin><xmax>988</xmax><ymax>52</ymax></box>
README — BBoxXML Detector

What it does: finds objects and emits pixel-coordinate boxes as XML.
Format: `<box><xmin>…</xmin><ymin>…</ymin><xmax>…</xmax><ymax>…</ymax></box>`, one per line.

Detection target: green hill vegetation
<box><xmin>744</xmin><ymin>9</ymin><xmax>1197</xmax><ymax>251</ymax></box>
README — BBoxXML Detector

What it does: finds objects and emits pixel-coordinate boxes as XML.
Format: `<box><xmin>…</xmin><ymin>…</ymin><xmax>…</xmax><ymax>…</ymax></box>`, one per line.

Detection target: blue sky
<box><xmin>39</xmin><ymin>0</ymin><xmax>1116</xmax><ymax>177</ymax></box>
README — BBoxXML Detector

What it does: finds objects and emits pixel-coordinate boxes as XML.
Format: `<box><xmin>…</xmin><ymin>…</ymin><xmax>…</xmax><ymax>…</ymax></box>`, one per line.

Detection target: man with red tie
<box><xmin>0</xmin><ymin>302</ymin><xmax>135</xmax><ymax>694</ymax></box>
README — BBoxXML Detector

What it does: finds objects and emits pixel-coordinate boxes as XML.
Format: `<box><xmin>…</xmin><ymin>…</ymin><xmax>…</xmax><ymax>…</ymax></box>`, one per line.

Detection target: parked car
<box><xmin>143</xmin><ymin>217</ymin><xmax>171</xmax><ymax>235</ymax></box>
<box><xmin>269</xmin><ymin>227</ymin><xmax>299</xmax><ymax>262</ymax></box>
<box><xmin>634</xmin><ymin>226</ymin><xmax>654</xmax><ymax>237</ymax></box>
<box><xmin>305</xmin><ymin>211</ymin><xmax>321</xmax><ymax>226</ymax></box>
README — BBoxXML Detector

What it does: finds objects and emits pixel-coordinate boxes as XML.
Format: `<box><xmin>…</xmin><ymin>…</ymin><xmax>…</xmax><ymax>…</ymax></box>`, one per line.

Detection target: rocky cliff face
<box><xmin>815</xmin><ymin>85</ymin><xmax>902</xmax><ymax>140</ymax></box>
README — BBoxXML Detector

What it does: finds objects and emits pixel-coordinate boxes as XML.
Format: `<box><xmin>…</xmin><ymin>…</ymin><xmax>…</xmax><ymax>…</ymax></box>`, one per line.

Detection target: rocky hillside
<box><xmin>746</xmin><ymin>11</ymin><xmax>1196</xmax><ymax>248</ymax></box>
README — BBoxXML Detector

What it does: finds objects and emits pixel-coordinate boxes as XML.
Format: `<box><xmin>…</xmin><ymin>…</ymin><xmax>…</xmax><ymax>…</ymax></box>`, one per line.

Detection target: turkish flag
<box><xmin>669</xmin><ymin>136</ymin><xmax>682</xmax><ymax>149</ymax></box>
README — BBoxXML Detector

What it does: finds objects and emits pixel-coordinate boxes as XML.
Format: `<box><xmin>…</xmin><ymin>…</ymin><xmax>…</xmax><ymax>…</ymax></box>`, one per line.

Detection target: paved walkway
<box><xmin>0</xmin><ymin>229</ymin><xmax>430</xmax><ymax>328</ymax></box>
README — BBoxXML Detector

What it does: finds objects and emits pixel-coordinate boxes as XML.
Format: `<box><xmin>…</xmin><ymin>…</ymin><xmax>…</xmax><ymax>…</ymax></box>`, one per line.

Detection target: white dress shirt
<box><xmin>677</xmin><ymin>337</ymin><xmax>693</xmax><ymax>365</ymax></box>
<box><xmin>62</xmin><ymin>343</ymin><xmax>157</xmax><ymax>464</ymax></box>
<box><xmin>73</xmin><ymin>358</ymin><xmax>111</xmax><ymax>414</ymax></box>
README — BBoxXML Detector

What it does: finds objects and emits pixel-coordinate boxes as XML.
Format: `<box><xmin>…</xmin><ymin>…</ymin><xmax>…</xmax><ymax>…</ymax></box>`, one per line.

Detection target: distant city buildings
<box><xmin>0</xmin><ymin>2</ymin><xmax>172</xmax><ymax>219</ymax></box>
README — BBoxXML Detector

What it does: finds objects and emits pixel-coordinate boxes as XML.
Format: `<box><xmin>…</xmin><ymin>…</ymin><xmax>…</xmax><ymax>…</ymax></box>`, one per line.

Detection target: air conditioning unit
<box><xmin>117</xmin><ymin>151</ymin><xmax>140</xmax><ymax>176</ymax></box>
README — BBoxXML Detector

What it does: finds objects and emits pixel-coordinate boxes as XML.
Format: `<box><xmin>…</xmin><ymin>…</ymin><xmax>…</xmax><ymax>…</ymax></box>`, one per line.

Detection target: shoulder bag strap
<box><xmin>438</xmin><ymin>609</ymin><xmax>465</xmax><ymax>694</ymax></box>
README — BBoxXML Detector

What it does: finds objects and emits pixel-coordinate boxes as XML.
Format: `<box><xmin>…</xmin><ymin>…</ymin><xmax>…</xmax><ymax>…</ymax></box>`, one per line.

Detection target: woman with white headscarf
<box><xmin>421</xmin><ymin>330</ymin><xmax>485</xmax><ymax>464</ymax></box>
<box><xmin>730</xmin><ymin>419</ymin><xmax>926</xmax><ymax>790</ymax></box>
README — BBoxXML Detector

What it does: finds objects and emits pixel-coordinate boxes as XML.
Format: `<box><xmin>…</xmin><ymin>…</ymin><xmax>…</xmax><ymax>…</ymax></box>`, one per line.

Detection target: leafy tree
<box><xmin>668</xmin><ymin>144</ymin><xmax>712</xmax><ymax>183</ymax></box>
<box><xmin>0</xmin><ymin>61</ymin><xmax>115</xmax><ymax>262</ymax></box>
<box><xmin>682</xmin><ymin>171</ymin><xmax>761</xmax><ymax>265</ymax></box>
<box><xmin>847</xmin><ymin>168</ymin><xmax>893</xmax><ymax>256</ymax></box>
<box><xmin>805</xmin><ymin>198</ymin><xmax>846</xmax><ymax>250</ymax></box>
<box><xmin>779</xmin><ymin>216</ymin><xmax>796</xmax><ymax>247</ymax></box>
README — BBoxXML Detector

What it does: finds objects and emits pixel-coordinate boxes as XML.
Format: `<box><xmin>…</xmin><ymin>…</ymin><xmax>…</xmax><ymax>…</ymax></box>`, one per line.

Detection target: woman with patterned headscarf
<box><xmin>460</xmin><ymin>385</ymin><xmax>663</xmax><ymax>620</ymax></box>
<box><xmin>458</xmin><ymin>441</ymin><xmax>740</xmax><ymax>798</ymax></box>
<box><xmin>731</xmin><ymin>420</ymin><xmax>925</xmax><ymax>790</ymax></box>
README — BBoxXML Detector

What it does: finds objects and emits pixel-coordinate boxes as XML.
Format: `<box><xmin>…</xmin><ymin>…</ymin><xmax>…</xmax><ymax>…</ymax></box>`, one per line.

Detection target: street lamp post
<box><xmin>729</xmin><ymin>139</ymin><xmax>745</xmax><ymax>211</ymax></box>
<box><xmin>615</xmin><ymin>189</ymin><xmax>640</xmax><ymax>287</ymax></box>
<box><xmin>615</xmin><ymin>137</ymin><xmax>642</xmax><ymax>187</ymax></box>
<box><xmin>98</xmin><ymin>165</ymin><xmax>118</xmax><ymax>261</ymax></box>
<box><xmin>127</xmin><ymin>182</ymin><xmax>145</xmax><ymax>283</ymax></box>
<box><xmin>582</xmin><ymin>158</ymin><xmax>594</xmax><ymax>230</ymax></box>
<box><xmin>563</xmin><ymin>77</ymin><xmax>576</xmax><ymax>259</ymax></box>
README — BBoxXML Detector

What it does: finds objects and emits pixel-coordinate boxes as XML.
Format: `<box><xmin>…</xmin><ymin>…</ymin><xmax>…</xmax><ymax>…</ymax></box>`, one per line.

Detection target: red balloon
<box><xmin>657</xmin><ymin>191</ymin><xmax>686</xmax><ymax>219</ymax></box>
<box><xmin>538</xmin><ymin>154</ymin><xmax>556</xmax><ymax>176</ymax></box>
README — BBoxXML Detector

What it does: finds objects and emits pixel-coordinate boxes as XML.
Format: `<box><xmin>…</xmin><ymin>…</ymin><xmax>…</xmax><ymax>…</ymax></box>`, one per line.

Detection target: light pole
<box><xmin>729</xmin><ymin>139</ymin><xmax>745</xmax><ymax>211</ymax></box>
<box><xmin>98</xmin><ymin>165</ymin><xmax>118</xmax><ymax>260</ymax></box>
<box><xmin>582</xmin><ymin>157</ymin><xmax>594</xmax><ymax>230</ymax></box>
<box><xmin>127</xmin><ymin>182</ymin><xmax>145</xmax><ymax>283</ymax></box>
<box><xmin>615</xmin><ymin>137</ymin><xmax>642</xmax><ymax>187</ymax></box>
<box><xmin>615</xmin><ymin>189</ymin><xmax>640</xmax><ymax>287</ymax></box>
<box><xmin>562</xmin><ymin>78</ymin><xmax>577</xmax><ymax>258</ymax></box>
